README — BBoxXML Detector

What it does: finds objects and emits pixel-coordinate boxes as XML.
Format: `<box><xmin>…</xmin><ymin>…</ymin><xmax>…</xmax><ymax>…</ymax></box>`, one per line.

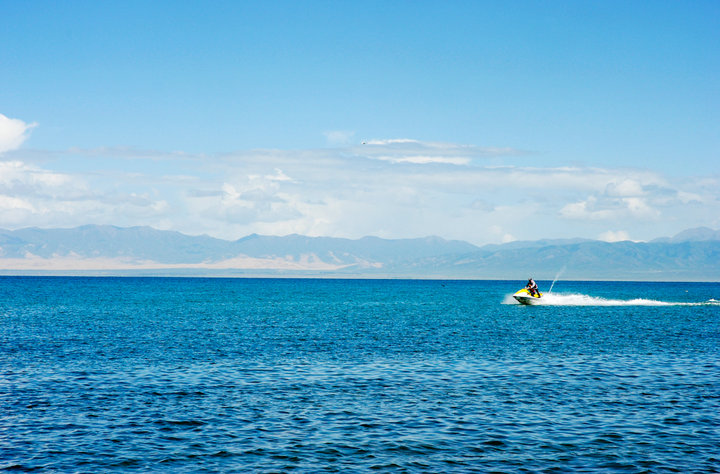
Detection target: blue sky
<box><xmin>1</xmin><ymin>0</ymin><xmax>718</xmax><ymax>245</ymax></box>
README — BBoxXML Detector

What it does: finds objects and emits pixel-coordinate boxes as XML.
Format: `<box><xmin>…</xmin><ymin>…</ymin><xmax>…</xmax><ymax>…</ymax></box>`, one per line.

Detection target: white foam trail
<box><xmin>506</xmin><ymin>293</ymin><xmax>720</xmax><ymax>306</ymax></box>
<box><xmin>541</xmin><ymin>293</ymin><xmax>673</xmax><ymax>306</ymax></box>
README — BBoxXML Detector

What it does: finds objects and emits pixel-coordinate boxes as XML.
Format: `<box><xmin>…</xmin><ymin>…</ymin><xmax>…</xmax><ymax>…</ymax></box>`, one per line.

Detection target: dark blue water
<box><xmin>1</xmin><ymin>277</ymin><xmax>718</xmax><ymax>472</ymax></box>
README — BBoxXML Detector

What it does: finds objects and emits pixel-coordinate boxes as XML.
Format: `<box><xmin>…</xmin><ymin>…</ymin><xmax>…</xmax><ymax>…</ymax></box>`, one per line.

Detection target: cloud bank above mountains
<box><xmin>1</xmin><ymin>113</ymin><xmax>718</xmax><ymax>246</ymax></box>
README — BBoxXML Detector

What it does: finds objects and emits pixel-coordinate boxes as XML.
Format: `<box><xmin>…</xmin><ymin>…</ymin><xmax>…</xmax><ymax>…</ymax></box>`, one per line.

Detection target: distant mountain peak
<box><xmin>652</xmin><ymin>227</ymin><xmax>720</xmax><ymax>243</ymax></box>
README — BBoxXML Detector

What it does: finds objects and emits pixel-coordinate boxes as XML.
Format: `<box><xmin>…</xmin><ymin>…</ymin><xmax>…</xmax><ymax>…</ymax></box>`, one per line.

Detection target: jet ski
<box><xmin>513</xmin><ymin>288</ymin><xmax>543</xmax><ymax>305</ymax></box>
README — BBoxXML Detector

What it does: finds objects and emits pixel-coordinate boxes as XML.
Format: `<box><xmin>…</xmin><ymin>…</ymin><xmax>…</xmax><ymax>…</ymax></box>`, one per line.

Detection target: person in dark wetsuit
<box><xmin>526</xmin><ymin>278</ymin><xmax>539</xmax><ymax>297</ymax></box>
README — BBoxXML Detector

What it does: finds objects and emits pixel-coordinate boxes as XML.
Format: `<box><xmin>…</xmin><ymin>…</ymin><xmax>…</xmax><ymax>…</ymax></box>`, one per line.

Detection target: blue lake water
<box><xmin>1</xmin><ymin>277</ymin><xmax>718</xmax><ymax>472</ymax></box>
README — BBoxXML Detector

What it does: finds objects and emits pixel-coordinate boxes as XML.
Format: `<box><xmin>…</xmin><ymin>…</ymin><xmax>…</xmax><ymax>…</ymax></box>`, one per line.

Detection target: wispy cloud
<box><xmin>374</xmin><ymin>155</ymin><xmax>472</xmax><ymax>165</ymax></box>
<box><xmin>352</xmin><ymin>139</ymin><xmax>520</xmax><ymax>166</ymax></box>
<box><xmin>323</xmin><ymin>130</ymin><xmax>356</xmax><ymax>146</ymax></box>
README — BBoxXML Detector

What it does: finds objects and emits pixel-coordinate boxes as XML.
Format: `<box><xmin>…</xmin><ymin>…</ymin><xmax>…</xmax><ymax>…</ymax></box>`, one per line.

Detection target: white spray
<box><xmin>548</xmin><ymin>265</ymin><xmax>566</xmax><ymax>293</ymax></box>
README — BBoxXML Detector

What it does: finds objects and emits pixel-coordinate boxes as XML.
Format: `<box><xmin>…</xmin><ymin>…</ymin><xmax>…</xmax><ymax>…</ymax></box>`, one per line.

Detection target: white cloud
<box><xmin>605</xmin><ymin>178</ymin><xmax>644</xmax><ymax>197</ymax></box>
<box><xmin>0</xmin><ymin>195</ymin><xmax>36</xmax><ymax>212</ymax></box>
<box><xmin>675</xmin><ymin>190</ymin><xmax>703</xmax><ymax>204</ymax></box>
<box><xmin>0</xmin><ymin>158</ymin><xmax>171</xmax><ymax>229</ymax></box>
<box><xmin>560</xmin><ymin>199</ymin><xmax>592</xmax><ymax>219</ymax></box>
<box><xmin>0</xmin><ymin>114</ymin><xmax>37</xmax><ymax>154</ymax></box>
<box><xmin>0</xmin><ymin>161</ymin><xmax>75</xmax><ymax>195</ymax></box>
<box><xmin>266</xmin><ymin>168</ymin><xmax>293</xmax><ymax>182</ymax></box>
<box><xmin>2</xmin><ymin>139</ymin><xmax>718</xmax><ymax>245</ymax></box>
<box><xmin>623</xmin><ymin>197</ymin><xmax>657</xmax><ymax>217</ymax></box>
<box><xmin>559</xmin><ymin>194</ymin><xmax>659</xmax><ymax>221</ymax></box>
<box><xmin>598</xmin><ymin>230</ymin><xmax>632</xmax><ymax>242</ymax></box>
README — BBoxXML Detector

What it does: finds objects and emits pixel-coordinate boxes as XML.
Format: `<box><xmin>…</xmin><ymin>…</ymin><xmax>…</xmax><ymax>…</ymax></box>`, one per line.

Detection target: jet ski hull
<box><xmin>513</xmin><ymin>288</ymin><xmax>543</xmax><ymax>305</ymax></box>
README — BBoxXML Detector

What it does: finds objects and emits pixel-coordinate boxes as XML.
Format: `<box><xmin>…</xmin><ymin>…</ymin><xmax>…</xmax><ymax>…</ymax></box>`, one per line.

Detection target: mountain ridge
<box><xmin>0</xmin><ymin>225</ymin><xmax>718</xmax><ymax>280</ymax></box>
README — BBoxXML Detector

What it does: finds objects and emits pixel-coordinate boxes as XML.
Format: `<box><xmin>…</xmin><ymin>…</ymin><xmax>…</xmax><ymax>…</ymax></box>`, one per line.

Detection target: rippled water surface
<box><xmin>1</xmin><ymin>277</ymin><xmax>719</xmax><ymax>472</ymax></box>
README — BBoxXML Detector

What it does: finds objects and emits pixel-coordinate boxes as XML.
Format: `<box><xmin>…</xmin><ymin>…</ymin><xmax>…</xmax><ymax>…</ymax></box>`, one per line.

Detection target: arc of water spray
<box><xmin>548</xmin><ymin>265</ymin><xmax>567</xmax><ymax>293</ymax></box>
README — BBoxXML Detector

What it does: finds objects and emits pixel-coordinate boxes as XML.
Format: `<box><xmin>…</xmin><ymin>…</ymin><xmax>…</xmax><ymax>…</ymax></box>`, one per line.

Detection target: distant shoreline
<box><xmin>0</xmin><ymin>272</ymin><xmax>715</xmax><ymax>283</ymax></box>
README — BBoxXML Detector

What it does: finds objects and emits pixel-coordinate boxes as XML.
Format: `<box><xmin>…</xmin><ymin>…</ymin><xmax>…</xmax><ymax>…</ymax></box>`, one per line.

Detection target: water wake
<box><xmin>507</xmin><ymin>293</ymin><xmax>720</xmax><ymax>306</ymax></box>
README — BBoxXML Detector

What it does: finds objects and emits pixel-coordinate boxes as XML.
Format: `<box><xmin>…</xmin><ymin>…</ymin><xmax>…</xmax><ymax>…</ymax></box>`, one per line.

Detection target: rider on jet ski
<box><xmin>526</xmin><ymin>278</ymin><xmax>539</xmax><ymax>297</ymax></box>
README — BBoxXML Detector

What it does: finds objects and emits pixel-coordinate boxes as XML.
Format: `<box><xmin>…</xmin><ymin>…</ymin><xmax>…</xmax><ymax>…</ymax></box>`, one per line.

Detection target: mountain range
<box><xmin>0</xmin><ymin>225</ymin><xmax>718</xmax><ymax>281</ymax></box>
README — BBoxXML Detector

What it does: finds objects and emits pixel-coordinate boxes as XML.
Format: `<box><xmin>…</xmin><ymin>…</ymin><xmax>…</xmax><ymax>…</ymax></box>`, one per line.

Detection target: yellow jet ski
<box><xmin>513</xmin><ymin>288</ymin><xmax>543</xmax><ymax>305</ymax></box>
